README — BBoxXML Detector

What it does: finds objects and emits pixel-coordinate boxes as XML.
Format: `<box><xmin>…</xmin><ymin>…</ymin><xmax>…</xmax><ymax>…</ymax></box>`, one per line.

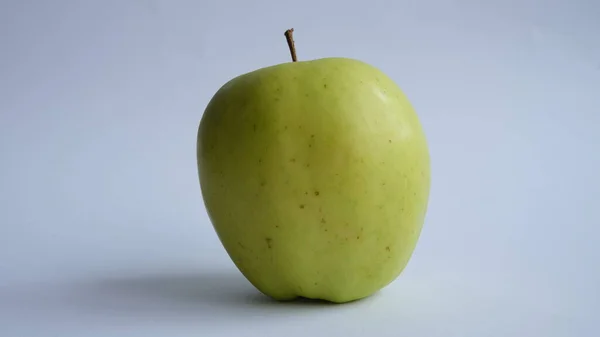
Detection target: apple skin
<box><xmin>197</xmin><ymin>57</ymin><xmax>430</xmax><ymax>303</ymax></box>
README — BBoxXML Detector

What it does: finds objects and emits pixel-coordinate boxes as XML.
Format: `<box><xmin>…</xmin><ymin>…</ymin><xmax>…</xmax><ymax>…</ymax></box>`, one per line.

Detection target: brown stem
<box><xmin>284</xmin><ymin>28</ymin><xmax>297</xmax><ymax>62</ymax></box>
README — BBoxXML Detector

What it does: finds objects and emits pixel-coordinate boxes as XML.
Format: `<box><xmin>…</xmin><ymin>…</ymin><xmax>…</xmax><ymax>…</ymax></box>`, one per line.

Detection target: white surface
<box><xmin>1</xmin><ymin>0</ymin><xmax>599</xmax><ymax>336</ymax></box>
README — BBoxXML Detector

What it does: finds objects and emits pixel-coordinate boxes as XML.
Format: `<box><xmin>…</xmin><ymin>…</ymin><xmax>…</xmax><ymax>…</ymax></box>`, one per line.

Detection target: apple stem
<box><xmin>284</xmin><ymin>28</ymin><xmax>298</xmax><ymax>62</ymax></box>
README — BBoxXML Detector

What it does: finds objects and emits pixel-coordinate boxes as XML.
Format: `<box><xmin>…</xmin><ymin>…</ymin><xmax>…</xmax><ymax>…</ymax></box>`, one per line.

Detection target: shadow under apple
<box><xmin>66</xmin><ymin>268</ymin><xmax>365</xmax><ymax>325</ymax></box>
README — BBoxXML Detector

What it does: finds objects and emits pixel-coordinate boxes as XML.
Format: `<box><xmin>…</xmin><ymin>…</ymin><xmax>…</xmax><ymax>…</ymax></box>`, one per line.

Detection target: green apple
<box><xmin>196</xmin><ymin>29</ymin><xmax>430</xmax><ymax>303</ymax></box>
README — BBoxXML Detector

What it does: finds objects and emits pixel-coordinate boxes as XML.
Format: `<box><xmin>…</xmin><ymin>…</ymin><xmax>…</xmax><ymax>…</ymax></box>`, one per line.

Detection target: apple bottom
<box><xmin>210</xmin><ymin>209</ymin><xmax>424</xmax><ymax>304</ymax></box>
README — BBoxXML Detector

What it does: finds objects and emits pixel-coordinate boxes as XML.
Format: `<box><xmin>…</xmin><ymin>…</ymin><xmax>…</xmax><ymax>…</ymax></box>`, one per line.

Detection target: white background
<box><xmin>1</xmin><ymin>0</ymin><xmax>599</xmax><ymax>336</ymax></box>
